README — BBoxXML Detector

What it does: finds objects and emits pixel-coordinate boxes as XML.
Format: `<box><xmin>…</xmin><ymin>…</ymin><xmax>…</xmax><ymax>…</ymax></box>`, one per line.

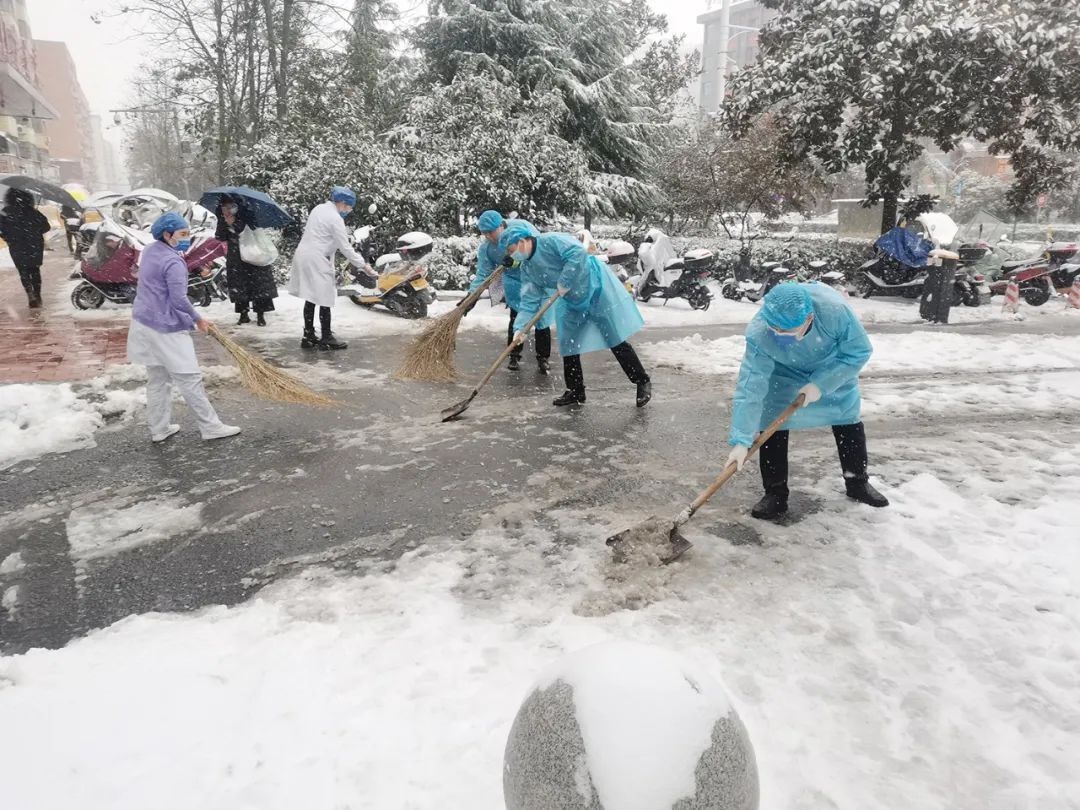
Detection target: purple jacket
<box><xmin>132</xmin><ymin>240</ymin><xmax>201</xmax><ymax>333</ymax></box>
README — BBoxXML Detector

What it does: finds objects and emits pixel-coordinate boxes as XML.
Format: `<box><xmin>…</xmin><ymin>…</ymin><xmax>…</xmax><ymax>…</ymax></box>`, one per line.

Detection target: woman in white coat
<box><xmin>289</xmin><ymin>186</ymin><xmax>374</xmax><ymax>350</ymax></box>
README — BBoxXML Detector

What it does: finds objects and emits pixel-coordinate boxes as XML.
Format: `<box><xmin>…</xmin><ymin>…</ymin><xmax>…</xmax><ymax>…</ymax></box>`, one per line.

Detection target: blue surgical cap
<box><xmin>151</xmin><ymin>212</ymin><xmax>190</xmax><ymax>241</ymax></box>
<box><xmin>330</xmin><ymin>186</ymin><xmax>357</xmax><ymax>206</ymax></box>
<box><xmin>761</xmin><ymin>283</ymin><xmax>813</xmax><ymax>330</ymax></box>
<box><xmin>477</xmin><ymin>210</ymin><xmax>504</xmax><ymax>233</ymax></box>
<box><xmin>497</xmin><ymin>220</ymin><xmax>540</xmax><ymax>256</ymax></box>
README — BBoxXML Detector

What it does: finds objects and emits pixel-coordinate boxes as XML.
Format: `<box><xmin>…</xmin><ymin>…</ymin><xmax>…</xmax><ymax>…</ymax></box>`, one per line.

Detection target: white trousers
<box><xmin>145</xmin><ymin>365</ymin><xmax>223</xmax><ymax>438</ymax></box>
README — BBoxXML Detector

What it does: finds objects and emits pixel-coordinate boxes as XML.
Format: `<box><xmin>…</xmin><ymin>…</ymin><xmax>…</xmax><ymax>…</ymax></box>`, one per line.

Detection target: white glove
<box><xmin>726</xmin><ymin>445</ymin><xmax>749</xmax><ymax>471</ymax></box>
<box><xmin>798</xmin><ymin>383</ymin><xmax>822</xmax><ymax>405</ymax></box>
<box><xmin>511</xmin><ymin>331</ymin><xmax>526</xmax><ymax>346</ymax></box>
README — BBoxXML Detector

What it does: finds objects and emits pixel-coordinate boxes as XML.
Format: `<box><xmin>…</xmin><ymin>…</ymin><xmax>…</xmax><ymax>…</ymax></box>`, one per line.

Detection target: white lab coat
<box><xmin>288</xmin><ymin>201</ymin><xmax>368</xmax><ymax>307</ymax></box>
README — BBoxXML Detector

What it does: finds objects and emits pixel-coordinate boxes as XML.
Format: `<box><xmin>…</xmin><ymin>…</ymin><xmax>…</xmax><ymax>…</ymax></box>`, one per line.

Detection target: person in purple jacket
<box><xmin>126</xmin><ymin>212</ymin><xmax>241</xmax><ymax>443</ymax></box>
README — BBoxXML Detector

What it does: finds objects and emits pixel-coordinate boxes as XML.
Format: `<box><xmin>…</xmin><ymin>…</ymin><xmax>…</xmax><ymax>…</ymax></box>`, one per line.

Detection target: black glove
<box><xmin>501</xmin><ymin>255</ymin><xmax>515</xmax><ymax>269</ymax></box>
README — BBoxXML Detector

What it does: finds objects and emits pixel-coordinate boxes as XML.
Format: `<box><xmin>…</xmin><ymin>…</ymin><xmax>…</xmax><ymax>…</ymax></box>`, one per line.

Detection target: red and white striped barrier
<box><xmin>1068</xmin><ymin>277</ymin><xmax>1080</xmax><ymax>310</ymax></box>
<box><xmin>1002</xmin><ymin>279</ymin><xmax>1020</xmax><ymax>314</ymax></box>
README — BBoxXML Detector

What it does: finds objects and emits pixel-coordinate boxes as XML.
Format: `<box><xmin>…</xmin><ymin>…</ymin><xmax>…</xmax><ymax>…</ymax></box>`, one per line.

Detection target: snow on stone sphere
<box><xmin>503</xmin><ymin>641</ymin><xmax>759</xmax><ymax>810</ymax></box>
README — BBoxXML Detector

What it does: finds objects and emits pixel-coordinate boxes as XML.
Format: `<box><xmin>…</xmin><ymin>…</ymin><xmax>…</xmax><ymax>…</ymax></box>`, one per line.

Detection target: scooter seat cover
<box><xmin>729</xmin><ymin>282</ymin><xmax>872</xmax><ymax>447</ymax></box>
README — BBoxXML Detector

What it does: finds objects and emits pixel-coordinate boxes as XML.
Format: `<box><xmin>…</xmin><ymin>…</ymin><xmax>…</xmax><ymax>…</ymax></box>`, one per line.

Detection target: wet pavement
<box><xmin>2</xmin><ymin>256</ymin><xmax>1078</xmax><ymax>654</ymax></box>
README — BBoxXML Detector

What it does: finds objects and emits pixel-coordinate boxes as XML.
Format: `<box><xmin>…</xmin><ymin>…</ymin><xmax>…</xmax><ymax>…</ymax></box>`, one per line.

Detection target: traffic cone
<box><xmin>1002</xmin><ymin>279</ymin><xmax>1020</xmax><ymax>314</ymax></box>
<box><xmin>1067</xmin><ymin>277</ymin><xmax>1080</xmax><ymax>310</ymax></box>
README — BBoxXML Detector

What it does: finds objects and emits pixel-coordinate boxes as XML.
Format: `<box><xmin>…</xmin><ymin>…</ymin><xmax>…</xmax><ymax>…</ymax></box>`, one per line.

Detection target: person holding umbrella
<box><xmin>214</xmin><ymin>194</ymin><xmax>278</xmax><ymax>326</ymax></box>
<box><xmin>289</xmin><ymin>186</ymin><xmax>375</xmax><ymax>351</ymax></box>
<box><xmin>499</xmin><ymin>221</ymin><xmax>652</xmax><ymax>408</ymax></box>
<box><xmin>725</xmin><ymin>282</ymin><xmax>889</xmax><ymax>520</ymax></box>
<box><xmin>127</xmin><ymin>212</ymin><xmax>240</xmax><ymax>444</ymax></box>
<box><xmin>0</xmin><ymin>188</ymin><xmax>51</xmax><ymax>309</ymax></box>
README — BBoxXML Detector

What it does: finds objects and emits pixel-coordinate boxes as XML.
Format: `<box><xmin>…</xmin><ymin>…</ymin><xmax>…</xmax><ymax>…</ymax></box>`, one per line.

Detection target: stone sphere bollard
<box><xmin>503</xmin><ymin>641</ymin><xmax>759</xmax><ymax>810</ymax></box>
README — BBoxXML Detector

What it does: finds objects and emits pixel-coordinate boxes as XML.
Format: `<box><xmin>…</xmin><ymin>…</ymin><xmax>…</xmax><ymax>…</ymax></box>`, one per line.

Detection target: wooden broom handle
<box><xmin>468</xmin><ymin>289</ymin><xmax>564</xmax><ymax>395</ymax></box>
<box><xmin>685</xmin><ymin>394</ymin><xmax>807</xmax><ymax>518</ymax></box>
<box><xmin>458</xmin><ymin>265</ymin><xmax>506</xmax><ymax>310</ymax></box>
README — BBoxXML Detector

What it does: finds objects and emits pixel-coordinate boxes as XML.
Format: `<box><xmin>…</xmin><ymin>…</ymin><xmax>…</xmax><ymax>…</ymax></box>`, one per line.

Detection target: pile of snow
<box><xmin>0</xmin><ymin>384</ymin><xmax>106</xmax><ymax>470</ymax></box>
<box><xmin>0</xmin><ymin>368</ymin><xmax>149</xmax><ymax>470</ymax></box>
<box><xmin>0</xmin><ymin>444</ymin><xmax>1077</xmax><ymax>808</ymax></box>
<box><xmin>641</xmin><ymin>332</ymin><xmax>1080</xmax><ymax>377</ymax></box>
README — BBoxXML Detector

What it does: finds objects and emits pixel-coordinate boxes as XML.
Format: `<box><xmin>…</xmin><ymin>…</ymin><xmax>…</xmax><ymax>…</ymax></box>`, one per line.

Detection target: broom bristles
<box><xmin>394</xmin><ymin>267</ymin><xmax>505</xmax><ymax>383</ymax></box>
<box><xmin>207</xmin><ymin>325</ymin><xmax>336</xmax><ymax>407</ymax></box>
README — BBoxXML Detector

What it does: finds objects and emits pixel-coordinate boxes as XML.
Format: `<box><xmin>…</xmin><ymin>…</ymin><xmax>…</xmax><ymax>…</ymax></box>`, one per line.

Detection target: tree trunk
<box><xmin>880</xmin><ymin>192</ymin><xmax>899</xmax><ymax>234</ymax></box>
<box><xmin>583</xmin><ymin>207</ymin><xmax>592</xmax><ymax>231</ymax></box>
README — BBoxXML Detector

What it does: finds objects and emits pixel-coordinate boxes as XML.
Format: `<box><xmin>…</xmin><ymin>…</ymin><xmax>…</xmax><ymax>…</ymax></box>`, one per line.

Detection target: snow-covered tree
<box><xmin>415</xmin><ymin>0</ymin><xmax>676</xmax><ymax>222</ymax></box>
<box><xmin>725</xmin><ymin>0</ymin><xmax>1080</xmax><ymax>234</ymax></box>
<box><xmin>389</xmin><ymin>75</ymin><xmax>588</xmax><ymax>232</ymax></box>
<box><xmin>657</xmin><ymin>117</ymin><xmax>823</xmax><ymax>253</ymax></box>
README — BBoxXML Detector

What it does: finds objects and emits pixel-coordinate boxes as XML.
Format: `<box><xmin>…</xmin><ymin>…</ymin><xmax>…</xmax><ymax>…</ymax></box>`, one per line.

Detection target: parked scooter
<box><xmin>988</xmin><ymin>241</ymin><xmax>1080</xmax><ymax>306</ymax></box>
<box><xmin>603</xmin><ymin>239</ymin><xmax>637</xmax><ymax>295</ymax></box>
<box><xmin>805</xmin><ymin>258</ymin><xmax>847</xmax><ymax>292</ymax></box>
<box><xmin>70</xmin><ymin>218</ymin><xmax>227</xmax><ymax>309</ymax></box>
<box><xmin>721</xmin><ymin>251</ymin><xmax>797</xmax><ymax>302</ymax></box>
<box><xmin>341</xmin><ymin>228</ymin><xmax>437</xmax><ymax>319</ymax></box>
<box><xmin>638</xmin><ymin>247</ymin><xmax>714</xmax><ymax>310</ymax></box>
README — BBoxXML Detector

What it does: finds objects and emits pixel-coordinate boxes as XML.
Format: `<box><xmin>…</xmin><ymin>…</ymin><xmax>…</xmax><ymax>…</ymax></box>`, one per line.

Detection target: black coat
<box><xmin>215</xmin><ymin>213</ymin><xmax>278</xmax><ymax>309</ymax></box>
<box><xmin>0</xmin><ymin>203</ymin><xmax>50</xmax><ymax>269</ymax></box>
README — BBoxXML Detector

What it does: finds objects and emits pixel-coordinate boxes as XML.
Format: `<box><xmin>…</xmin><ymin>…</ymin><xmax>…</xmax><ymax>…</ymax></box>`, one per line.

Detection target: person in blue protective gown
<box><xmin>725</xmin><ymin>282</ymin><xmax>889</xmax><ymax>519</ymax></box>
<box><xmin>461</xmin><ymin>210</ymin><xmax>553</xmax><ymax>374</ymax></box>
<box><xmin>499</xmin><ymin>221</ymin><xmax>652</xmax><ymax>408</ymax></box>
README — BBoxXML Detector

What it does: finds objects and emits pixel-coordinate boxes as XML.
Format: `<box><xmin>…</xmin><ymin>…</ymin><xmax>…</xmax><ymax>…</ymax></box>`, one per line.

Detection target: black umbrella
<box><xmin>0</xmin><ymin>175</ymin><xmax>82</xmax><ymax>210</ymax></box>
<box><xmin>199</xmin><ymin>186</ymin><xmax>293</xmax><ymax>229</ymax></box>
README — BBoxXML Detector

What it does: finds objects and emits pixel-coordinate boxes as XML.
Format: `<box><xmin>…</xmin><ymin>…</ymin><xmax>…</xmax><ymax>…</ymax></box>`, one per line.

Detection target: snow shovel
<box><xmin>440</xmin><ymin>289</ymin><xmax>564</xmax><ymax>422</ymax></box>
<box><xmin>606</xmin><ymin>394</ymin><xmax>807</xmax><ymax>565</ymax></box>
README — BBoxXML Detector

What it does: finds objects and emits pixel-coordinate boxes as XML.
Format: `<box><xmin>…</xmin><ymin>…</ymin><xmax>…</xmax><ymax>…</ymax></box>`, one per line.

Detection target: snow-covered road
<box><xmin>1</xmin><ymin>294</ymin><xmax>1079</xmax><ymax>809</ymax></box>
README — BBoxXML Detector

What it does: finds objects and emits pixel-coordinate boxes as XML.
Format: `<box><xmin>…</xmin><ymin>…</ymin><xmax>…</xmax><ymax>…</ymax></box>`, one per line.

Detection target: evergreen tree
<box><xmin>415</xmin><ymin>0</ymin><xmax>676</xmax><ymax>222</ymax></box>
<box><xmin>725</xmin><ymin>0</ymin><xmax>1080</xmax><ymax>234</ymax></box>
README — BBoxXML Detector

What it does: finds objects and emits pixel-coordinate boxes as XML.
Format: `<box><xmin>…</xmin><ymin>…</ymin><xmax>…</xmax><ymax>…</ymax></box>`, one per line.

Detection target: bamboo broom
<box><xmin>394</xmin><ymin>265</ymin><xmax>506</xmax><ymax>383</ymax></box>
<box><xmin>206</xmin><ymin>324</ymin><xmax>336</xmax><ymax>407</ymax></box>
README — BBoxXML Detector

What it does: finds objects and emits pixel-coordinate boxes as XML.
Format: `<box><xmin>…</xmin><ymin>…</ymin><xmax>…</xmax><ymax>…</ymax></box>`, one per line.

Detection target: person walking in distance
<box><xmin>126</xmin><ymin>212</ymin><xmax>241</xmax><ymax>444</ymax></box>
<box><xmin>0</xmin><ymin>188</ymin><xmax>51</xmax><ymax>309</ymax></box>
<box><xmin>289</xmin><ymin>186</ymin><xmax>375</xmax><ymax>350</ymax></box>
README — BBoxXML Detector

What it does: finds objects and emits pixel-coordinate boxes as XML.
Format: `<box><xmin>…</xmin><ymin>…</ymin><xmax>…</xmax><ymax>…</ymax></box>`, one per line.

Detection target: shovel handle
<box><xmin>684</xmin><ymin>394</ymin><xmax>807</xmax><ymax>521</ymax></box>
<box><xmin>466</xmin><ymin>289</ymin><xmax>564</xmax><ymax>397</ymax></box>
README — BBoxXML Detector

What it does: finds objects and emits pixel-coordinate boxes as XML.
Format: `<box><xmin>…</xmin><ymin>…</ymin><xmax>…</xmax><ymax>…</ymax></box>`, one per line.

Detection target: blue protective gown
<box><xmin>513</xmin><ymin>232</ymin><xmax>644</xmax><ymax>356</ymax></box>
<box><xmin>729</xmin><ymin>283</ymin><xmax>872</xmax><ymax>447</ymax></box>
<box><xmin>468</xmin><ymin>227</ymin><xmax>556</xmax><ymax>330</ymax></box>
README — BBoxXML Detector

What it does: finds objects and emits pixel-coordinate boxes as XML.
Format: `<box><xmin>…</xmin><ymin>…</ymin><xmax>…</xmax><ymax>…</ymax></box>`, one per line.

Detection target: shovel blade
<box><xmin>440</xmin><ymin>392</ymin><xmax>476</xmax><ymax>422</ymax></box>
<box><xmin>605</xmin><ymin>517</ymin><xmax>693</xmax><ymax>566</ymax></box>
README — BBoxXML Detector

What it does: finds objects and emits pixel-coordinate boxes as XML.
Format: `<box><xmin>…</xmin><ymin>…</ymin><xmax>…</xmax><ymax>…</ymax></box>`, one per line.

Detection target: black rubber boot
<box><xmin>845</xmin><ymin>479</ymin><xmax>889</xmax><ymax>507</ymax></box>
<box><xmin>300</xmin><ymin>328</ymin><xmax>319</xmax><ymax>349</ymax></box>
<box><xmin>751</xmin><ymin>490</ymin><xmax>789</xmax><ymax>521</ymax></box>
<box><xmin>636</xmin><ymin>381</ymin><xmax>652</xmax><ymax>408</ymax></box>
<box><xmin>256</xmin><ymin>313</ymin><xmax>267</xmax><ymax>327</ymax></box>
<box><xmin>27</xmin><ymin>292</ymin><xmax>42</xmax><ymax>309</ymax></box>
<box><xmin>319</xmin><ymin>332</ymin><xmax>347</xmax><ymax>350</ymax></box>
<box><xmin>537</xmin><ymin>357</ymin><xmax>551</xmax><ymax>375</ymax></box>
<box><xmin>238</xmin><ymin>311</ymin><xmax>251</xmax><ymax>325</ymax></box>
<box><xmin>553</xmin><ymin>389</ymin><xmax>586</xmax><ymax>407</ymax></box>
<box><xmin>507</xmin><ymin>355</ymin><xmax>521</xmax><ymax>371</ymax></box>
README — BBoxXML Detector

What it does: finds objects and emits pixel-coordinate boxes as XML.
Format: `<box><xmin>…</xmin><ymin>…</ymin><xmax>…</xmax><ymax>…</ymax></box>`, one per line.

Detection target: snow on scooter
<box><xmin>721</xmin><ymin>250</ymin><xmax>797</xmax><ymax>303</ymax></box>
<box><xmin>339</xmin><ymin>227</ymin><xmax>437</xmax><ymax>319</ymax></box>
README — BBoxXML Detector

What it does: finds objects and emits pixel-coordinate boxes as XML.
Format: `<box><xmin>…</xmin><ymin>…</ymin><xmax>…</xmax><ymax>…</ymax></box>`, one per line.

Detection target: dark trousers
<box><xmin>303</xmin><ymin>301</ymin><xmax>332</xmax><ymax>335</ymax></box>
<box><xmin>235</xmin><ymin>298</ymin><xmax>274</xmax><ymax>315</ymax></box>
<box><xmin>17</xmin><ymin>264</ymin><xmax>42</xmax><ymax>297</ymax></box>
<box><xmin>563</xmin><ymin>342</ymin><xmax>649</xmax><ymax>393</ymax></box>
<box><xmin>507</xmin><ymin>308</ymin><xmax>551</xmax><ymax>360</ymax></box>
<box><xmin>758</xmin><ymin>422</ymin><xmax>871</xmax><ymax>496</ymax></box>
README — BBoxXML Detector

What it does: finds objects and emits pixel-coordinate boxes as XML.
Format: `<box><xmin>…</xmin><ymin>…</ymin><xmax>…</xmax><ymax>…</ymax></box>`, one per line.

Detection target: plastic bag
<box><xmin>238</xmin><ymin>227</ymin><xmax>279</xmax><ymax>267</ymax></box>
